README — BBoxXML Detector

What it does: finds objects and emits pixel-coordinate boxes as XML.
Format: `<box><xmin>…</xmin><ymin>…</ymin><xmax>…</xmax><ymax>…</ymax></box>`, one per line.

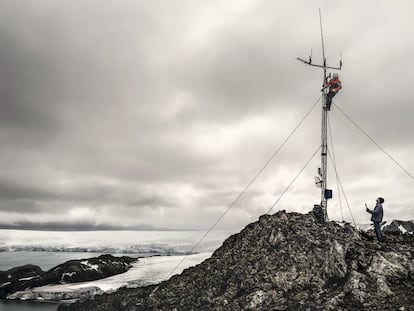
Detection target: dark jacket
<box><xmin>368</xmin><ymin>203</ymin><xmax>383</xmax><ymax>223</ymax></box>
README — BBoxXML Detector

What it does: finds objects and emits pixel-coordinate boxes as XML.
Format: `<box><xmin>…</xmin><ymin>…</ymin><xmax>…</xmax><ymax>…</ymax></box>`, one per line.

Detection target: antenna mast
<box><xmin>296</xmin><ymin>9</ymin><xmax>342</xmax><ymax>223</ymax></box>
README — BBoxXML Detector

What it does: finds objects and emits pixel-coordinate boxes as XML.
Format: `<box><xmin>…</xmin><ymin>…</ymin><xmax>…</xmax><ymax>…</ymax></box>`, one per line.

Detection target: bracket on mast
<box><xmin>297</xmin><ymin>9</ymin><xmax>342</xmax><ymax>72</ymax></box>
<box><xmin>296</xmin><ymin>56</ymin><xmax>342</xmax><ymax>70</ymax></box>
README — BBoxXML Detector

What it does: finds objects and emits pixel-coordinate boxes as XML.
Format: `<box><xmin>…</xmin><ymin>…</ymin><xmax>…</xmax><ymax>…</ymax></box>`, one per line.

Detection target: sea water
<box><xmin>0</xmin><ymin>301</ymin><xmax>58</xmax><ymax>311</ymax></box>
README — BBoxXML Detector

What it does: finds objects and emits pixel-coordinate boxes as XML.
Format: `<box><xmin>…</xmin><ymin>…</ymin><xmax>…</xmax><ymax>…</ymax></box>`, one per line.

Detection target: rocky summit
<box><xmin>60</xmin><ymin>211</ymin><xmax>414</xmax><ymax>311</ymax></box>
<box><xmin>383</xmin><ymin>220</ymin><xmax>414</xmax><ymax>235</ymax></box>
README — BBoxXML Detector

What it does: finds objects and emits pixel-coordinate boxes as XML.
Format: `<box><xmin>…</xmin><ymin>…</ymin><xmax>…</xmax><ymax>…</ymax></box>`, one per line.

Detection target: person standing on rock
<box><xmin>366</xmin><ymin>197</ymin><xmax>384</xmax><ymax>242</ymax></box>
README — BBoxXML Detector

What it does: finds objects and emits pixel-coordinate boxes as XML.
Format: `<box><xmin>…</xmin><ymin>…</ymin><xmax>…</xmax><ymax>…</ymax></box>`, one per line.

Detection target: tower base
<box><xmin>313</xmin><ymin>204</ymin><xmax>325</xmax><ymax>224</ymax></box>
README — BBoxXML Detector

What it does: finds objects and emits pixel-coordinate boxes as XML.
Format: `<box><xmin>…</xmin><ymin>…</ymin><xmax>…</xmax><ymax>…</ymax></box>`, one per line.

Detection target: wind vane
<box><xmin>297</xmin><ymin>9</ymin><xmax>342</xmax><ymax>223</ymax></box>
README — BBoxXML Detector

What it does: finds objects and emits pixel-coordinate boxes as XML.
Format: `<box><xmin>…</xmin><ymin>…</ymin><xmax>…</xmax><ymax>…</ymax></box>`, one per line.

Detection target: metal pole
<box><xmin>296</xmin><ymin>9</ymin><xmax>342</xmax><ymax>223</ymax></box>
<box><xmin>321</xmin><ymin>88</ymin><xmax>328</xmax><ymax>221</ymax></box>
<box><xmin>320</xmin><ymin>9</ymin><xmax>328</xmax><ymax>222</ymax></box>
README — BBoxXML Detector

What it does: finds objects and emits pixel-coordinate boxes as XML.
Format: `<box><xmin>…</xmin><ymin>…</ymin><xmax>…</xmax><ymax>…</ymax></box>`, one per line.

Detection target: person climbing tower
<box><xmin>324</xmin><ymin>73</ymin><xmax>342</xmax><ymax>110</ymax></box>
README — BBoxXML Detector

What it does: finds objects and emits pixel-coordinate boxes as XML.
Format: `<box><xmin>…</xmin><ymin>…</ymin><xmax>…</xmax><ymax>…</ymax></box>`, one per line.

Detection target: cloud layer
<box><xmin>0</xmin><ymin>0</ymin><xmax>413</xmax><ymax>230</ymax></box>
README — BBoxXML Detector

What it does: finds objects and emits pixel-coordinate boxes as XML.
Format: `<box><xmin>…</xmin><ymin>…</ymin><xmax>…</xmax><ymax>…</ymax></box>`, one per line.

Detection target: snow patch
<box><xmin>81</xmin><ymin>261</ymin><xmax>99</xmax><ymax>271</ymax></box>
<box><xmin>18</xmin><ymin>275</ymin><xmax>39</xmax><ymax>281</ymax></box>
<box><xmin>1</xmin><ymin>282</ymin><xmax>11</xmax><ymax>287</ymax></box>
<box><xmin>60</xmin><ymin>271</ymin><xmax>77</xmax><ymax>283</ymax></box>
<box><xmin>62</xmin><ymin>272</ymin><xmax>76</xmax><ymax>278</ymax></box>
<box><xmin>398</xmin><ymin>225</ymin><xmax>407</xmax><ymax>234</ymax></box>
<box><xmin>335</xmin><ymin>221</ymin><xmax>346</xmax><ymax>228</ymax></box>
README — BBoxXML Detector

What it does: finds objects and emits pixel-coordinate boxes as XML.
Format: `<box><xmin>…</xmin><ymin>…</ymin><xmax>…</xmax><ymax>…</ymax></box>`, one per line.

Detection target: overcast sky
<box><xmin>0</xmin><ymin>0</ymin><xmax>413</xmax><ymax>231</ymax></box>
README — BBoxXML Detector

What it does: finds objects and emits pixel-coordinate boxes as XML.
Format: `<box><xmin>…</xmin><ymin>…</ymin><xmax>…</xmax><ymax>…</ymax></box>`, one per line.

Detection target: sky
<box><xmin>0</xmin><ymin>0</ymin><xmax>413</xmax><ymax>231</ymax></box>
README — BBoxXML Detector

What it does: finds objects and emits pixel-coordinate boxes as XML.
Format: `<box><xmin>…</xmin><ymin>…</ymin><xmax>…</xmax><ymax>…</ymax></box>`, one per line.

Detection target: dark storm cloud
<box><xmin>0</xmin><ymin>31</ymin><xmax>61</xmax><ymax>142</ymax></box>
<box><xmin>0</xmin><ymin>0</ymin><xmax>172</xmax><ymax>135</ymax></box>
<box><xmin>0</xmin><ymin>179</ymin><xmax>61</xmax><ymax>203</ymax></box>
<box><xmin>0</xmin><ymin>177</ymin><xmax>179</xmax><ymax>213</ymax></box>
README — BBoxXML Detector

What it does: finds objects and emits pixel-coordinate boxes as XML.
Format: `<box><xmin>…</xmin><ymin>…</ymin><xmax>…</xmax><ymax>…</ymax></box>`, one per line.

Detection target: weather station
<box><xmin>297</xmin><ymin>9</ymin><xmax>342</xmax><ymax>223</ymax></box>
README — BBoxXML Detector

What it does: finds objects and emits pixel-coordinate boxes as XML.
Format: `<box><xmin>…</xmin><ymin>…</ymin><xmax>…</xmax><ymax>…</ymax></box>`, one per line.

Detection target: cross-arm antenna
<box><xmin>297</xmin><ymin>9</ymin><xmax>342</xmax><ymax>70</ymax></box>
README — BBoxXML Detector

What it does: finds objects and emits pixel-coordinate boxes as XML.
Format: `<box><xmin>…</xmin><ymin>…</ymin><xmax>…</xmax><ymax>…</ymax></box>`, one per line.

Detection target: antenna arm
<box><xmin>297</xmin><ymin>56</ymin><xmax>343</xmax><ymax>70</ymax></box>
<box><xmin>297</xmin><ymin>58</ymin><xmax>326</xmax><ymax>69</ymax></box>
<box><xmin>326</xmin><ymin>65</ymin><xmax>342</xmax><ymax>70</ymax></box>
<box><xmin>296</xmin><ymin>57</ymin><xmax>311</xmax><ymax>64</ymax></box>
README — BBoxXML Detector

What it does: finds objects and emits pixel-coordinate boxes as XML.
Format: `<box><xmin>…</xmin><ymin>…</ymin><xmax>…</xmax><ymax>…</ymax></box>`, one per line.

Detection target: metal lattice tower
<box><xmin>297</xmin><ymin>9</ymin><xmax>342</xmax><ymax>222</ymax></box>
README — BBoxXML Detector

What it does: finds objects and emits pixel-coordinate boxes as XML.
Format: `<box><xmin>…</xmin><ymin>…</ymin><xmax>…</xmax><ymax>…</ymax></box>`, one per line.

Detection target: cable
<box><xmin>327</xmin><ymin>116</ymin><xmax>344</xmax><ymax>221</ymax></box>
<box><xmin>334</xmin><ymin>102</ymin><xmax>414</xmax><ymax>182</ymax></box>
<box><xmin>267</xmin><ymin>145</ymin><xmax>321</xmax><ymax>214</ymax></box>
<box><xmin>151</xmin><ymin>145</ymin><xmax>320</xmax><ymax>298</ymax></box>
<box><xmin>337</xmin><ymin>170</ymin><xmax>357</xmax><ymax>227</ymax></box>
<box><xmin>327</xmin><ymin>149</ymin><xmax>357</xmax><ymax>227</ymax></box>
<box><xmin>152</xmin><ymin>96</ymin><xmax>321</xmax><ymax>292</ymax></box>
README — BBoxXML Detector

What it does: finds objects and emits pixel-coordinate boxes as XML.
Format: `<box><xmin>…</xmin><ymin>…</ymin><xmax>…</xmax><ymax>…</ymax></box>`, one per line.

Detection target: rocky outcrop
<box><xmin>383</xmin><ymin>220</ymin><xmax>414</xmax><ymax>235</ymax></box>
<box><xmin>0</xmin><ymin>264</ymin><xmax>43</xmax><ymax>299</ymax></box>
<box><xmin>0</xmin><ymin>254</ymin><xmax>136</xmax><ymax>299</ymax></box>
<box><xmin>59</xmin><ymin>211</ymin><xmax>414</xmax><ymax>311</ymax></box>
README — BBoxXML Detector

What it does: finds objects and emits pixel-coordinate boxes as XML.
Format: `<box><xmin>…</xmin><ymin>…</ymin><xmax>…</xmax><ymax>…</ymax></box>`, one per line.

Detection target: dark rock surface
<box><xmin>383</xmin><ymin>220</ymin><xmax>414</xmax><ymax>235</ymax></box>
<box><xmin>60</xmin><ymin>211</ymin><xmax>414</xmax><ymax>311</ymax></box>
<box><xmin>0</xmin><ymin>265</ymin><xmax>43</xmax><ymax>299</ymax></box>
<box><xmin>0</xmin><ymin>254</ymin><xmax>136</xmax><ymax>299</ymax></box>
